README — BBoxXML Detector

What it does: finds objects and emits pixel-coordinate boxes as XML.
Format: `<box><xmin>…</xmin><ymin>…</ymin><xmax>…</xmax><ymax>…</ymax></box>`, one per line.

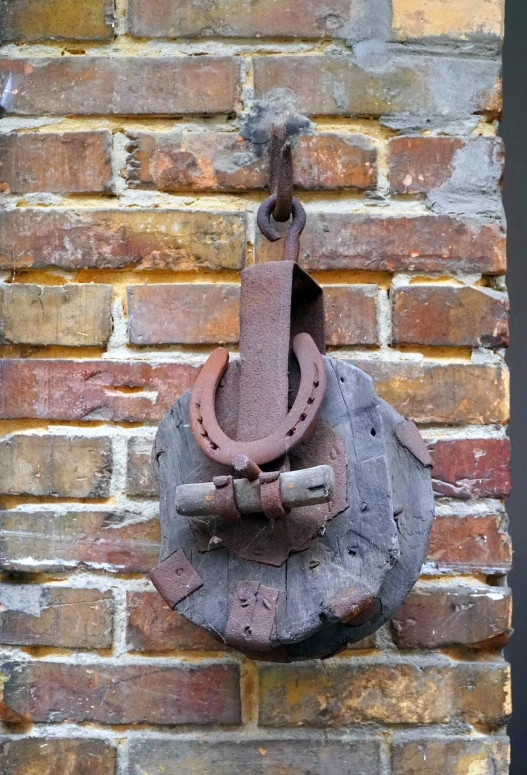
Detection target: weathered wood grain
<box><xmin>153</xmin><ymin>356</ymin><xmax>434</xmax><ymax>658</ymax></box>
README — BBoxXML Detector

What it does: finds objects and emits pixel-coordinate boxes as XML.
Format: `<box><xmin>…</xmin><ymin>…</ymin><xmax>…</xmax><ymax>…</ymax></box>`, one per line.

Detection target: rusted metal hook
<box><xmin>269</xmin><ymin>124</ymin><xmax>293</xmax><ymax>222</ymax></box>
<box><xmin>257</xmin><ymin>194</ymin><xmax>307</xmax><ymax>262</ymax></box>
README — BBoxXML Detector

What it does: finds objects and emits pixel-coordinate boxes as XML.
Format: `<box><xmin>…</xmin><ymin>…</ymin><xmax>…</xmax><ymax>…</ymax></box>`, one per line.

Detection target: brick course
<box><xmin>127</xmin><ymin>131</ymin><xmax>377</xmax><ymax>192</ymax></box>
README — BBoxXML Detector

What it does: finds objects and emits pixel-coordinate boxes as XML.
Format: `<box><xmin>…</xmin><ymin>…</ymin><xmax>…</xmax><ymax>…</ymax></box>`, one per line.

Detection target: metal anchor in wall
<box><xmin>151</xmin><ymin>126</ymin><xmax>435</xmax><ymax>661</ymax></box>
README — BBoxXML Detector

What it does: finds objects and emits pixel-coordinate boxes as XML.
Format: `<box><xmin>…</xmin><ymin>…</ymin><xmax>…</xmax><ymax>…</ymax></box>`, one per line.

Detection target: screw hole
<box><xmin>371</xmin><ymin>428</ymin><xmax>376</xmax><ymax>436</ymax></box>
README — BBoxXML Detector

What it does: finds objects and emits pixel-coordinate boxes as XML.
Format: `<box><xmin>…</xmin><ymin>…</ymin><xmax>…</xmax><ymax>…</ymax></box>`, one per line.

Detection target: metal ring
<box><xmin>257</xmin><ymin>195</ymin><xmax>307</xmax><ymax>262</ymax></box>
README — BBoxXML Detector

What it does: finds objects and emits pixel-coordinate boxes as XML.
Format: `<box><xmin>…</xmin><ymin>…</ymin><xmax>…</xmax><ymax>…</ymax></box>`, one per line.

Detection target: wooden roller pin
<box><xmin>176</xmin><ymin>465</ymin><xmax>335</xmax><ymax>518</ymax></box>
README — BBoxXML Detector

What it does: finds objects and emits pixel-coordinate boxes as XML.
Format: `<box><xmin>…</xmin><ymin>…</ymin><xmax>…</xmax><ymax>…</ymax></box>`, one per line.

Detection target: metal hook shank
<box><xmin>189</xmin><ymin>333</ymin><xmax>327</xmax><ymax>467</ymax></box>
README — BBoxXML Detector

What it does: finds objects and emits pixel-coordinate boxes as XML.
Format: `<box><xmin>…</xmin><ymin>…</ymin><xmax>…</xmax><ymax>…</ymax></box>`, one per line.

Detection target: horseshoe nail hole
<box><xmin>340</xmin><ymin>376</ymin><xmax>345</xmax><ymax>383</ymax></box>
<box><xmin>370</xmin><ymin>428</ymin><xmax>376</xmax><ymax>436</ymax></box>
<box><xmin>348</xmin><ymin>548</ymin><xmax>357</xmax><ymax>556</ymax></box>
<box><xmin>244</xmin><ymin>626</ymin><xmax>252</xmax><ymax>634</ymax></box>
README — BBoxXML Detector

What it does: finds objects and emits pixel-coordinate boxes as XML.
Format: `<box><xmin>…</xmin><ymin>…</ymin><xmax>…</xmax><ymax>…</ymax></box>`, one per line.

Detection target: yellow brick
<box><xmin>392</xmin><ymin>0</ymin><xmax>504</xmax><ymax>40</ymax></box>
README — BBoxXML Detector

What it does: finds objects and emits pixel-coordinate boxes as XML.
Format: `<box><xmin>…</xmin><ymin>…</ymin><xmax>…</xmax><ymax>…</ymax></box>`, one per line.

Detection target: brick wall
<box><xmin>0</xmin><ymin>1</ymin><xmax>510</xmax><ymax>773</ymax></box>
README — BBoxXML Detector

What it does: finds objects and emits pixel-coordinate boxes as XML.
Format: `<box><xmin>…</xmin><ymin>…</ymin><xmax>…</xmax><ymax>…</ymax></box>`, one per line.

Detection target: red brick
<box><xmin>127</xmin><ymin>0</ymin><xmax>386</xmax><ymax>39</ymax></box>
<box><xmin>126</xmin><ymin>591</ymin><xmax>224</xmax><ymax>652</ymax></box>
<box><xmin>392</xmin><ymin>285</ymin><xmax>509</xmax><ymax>347</ymax></box>
<box><xmin>127</xmin><ymin>131</ymin><xmax>377</xmax><ymax>191</ymax></box>
<box><xmin>0</xmin><ymin>209</ymin><xmax>245</xmax><ymax>271</ymax></box>
<box><xmin>0</xmin><ymin>284</ymin><xmax>113</xmax><ymax>347</ymax></box>
<box><xmin>0</xmin><ymin>131</ymin><xmax>112</xmax><ymax>194</ymax></box>
<box><xmin>129</xmin><ymin>738</ymin><xmax>382</xmax><ymax>775</ymax></box>
<box><xmin>126</xmin><ymin>437</ymin><xmax>158</xmax><ymax>497</ymax></box>
<box><xmin>354</xmin><ymin>361</ymin><xmax>508</xmax><ymax>425</ymax></box>
<box><xmin>392</xmin><ymin>737</ymin><xmax>510</xmax><ymax>775</ymax></box>
<box><xmin>0</xmin><ymin>587</ymin><xmax>113</xmax><ymax>649</ymax></box>
<box><xmin>0</xmin><ymin>511</ymin><xmax>160</xmax><ymax>575</ymax></box>
<box><xmin>0</xmin><ymin>360</ymin><xmax>197</xmax><ymax>422</ymax></box>
<box><xmin>256</xmin><ymin>213</ymin><xmax>506</xmax><ymax>275</ymax></box>
<box><xmin>0</xmin><ymin>0</ymin><xmax>114</xmax><ymax>41</ymax></box>
<box><xmin>253</xmin><ymin>55</ymin><xmax>501</xmax><ymax>117</ymax></box>
<box><xmin>258</xmin><ymin>662</ymin><xmax>509</xmax><ymax>727</ymax></box>
<box><xmin>128</xmin><ymin>284</ymin><xmax>240</xmax><ymax>345</ymax></box>
<box><xmin>0</xmin><ymin>58</ymin><xmax>239</xmax><ymax>115</ymax></box>
<box><xmin>0</xmin><ymin>662</ymin><xmax>241</xmax><ymax>725</ymax></box>
<box><xmin>0</xmin><ymin>435</ymin><xmax>111</xmax><ymax>498</ymax></box>
<box><xmin>389</xmin><ymin>136</ymin><xmax>504</xmax><ymax>194</ymax></box>
<box><xmin>127</xmin><ymin>284</ymin><xmax>378</xmax><ymax>346</ymax></box>
<box><xmin>430</xmin><ymin>437</ymin><xmax>511</xmax><ymax>499</ymax></box>
<box><xmin>323</xmin><ymin>285</ymin><xmax>379</xmax><ymax>345</ymax></box>
<box><xmin>0</xmin><ymin>738</ymin><xmax>117</xmax><ymax>775</ymax></box>
<box><xmin>391</xmin><ymin>585</ymin><xmax>512</xmax><ymax>649</ymax></box>
<box><xmin>426</xmin><ymin>515</ymin><xmax>512</xmax><ymax>574</ymax></box>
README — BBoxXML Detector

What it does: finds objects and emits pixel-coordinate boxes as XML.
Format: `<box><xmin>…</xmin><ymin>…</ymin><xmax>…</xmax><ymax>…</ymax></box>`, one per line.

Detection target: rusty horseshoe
<box><xmin>189</xmin><ymin>332</ymin><xmax>327</xmax><ymax>467</ymax></box>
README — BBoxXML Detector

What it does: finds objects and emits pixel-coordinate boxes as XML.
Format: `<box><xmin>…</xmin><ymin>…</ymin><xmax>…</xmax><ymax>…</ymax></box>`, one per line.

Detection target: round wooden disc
<box><xmin>153</xmin><ymin>356</ymin><xmax>434</xmax><ymax>661</ymax></box>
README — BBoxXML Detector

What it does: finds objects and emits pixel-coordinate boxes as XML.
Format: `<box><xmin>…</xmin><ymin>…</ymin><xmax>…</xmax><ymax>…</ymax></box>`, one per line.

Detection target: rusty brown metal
<box><xmin>329</xmin><ymin>590</ymin><xmax>381</xmax><ymax>626</ymax></box>
<box><xmin>213</xmin><ymin>475</ymin><xmax>241</xmax><ymax>522</ymax></box>
<box><xmin>233</xmin><ymin>454</ymin><xmax>262</xmax><ymax>481</ymax></box>
<box><xmin>224</xmin><ymin>581</ymin><xmax>279</xmax><ymax>650</ymax></box>
<box><xmin>395</xmin><ymin>420</ymin><xmax>433</xmax><ymax>467</ymax></box>
<box><xmin>269</xmin><ymin>124</ymin><xmax>293</xmax><ymax>222</ymax></box>
<box><xmin>190</xmin><ymin>332</ymin><xmax>326</xmax><ymax>467</ymax></box>
<box><xmin>150</xmin><ymin>549</ymin><xmax>203</xmax><ymax>609</ymax></box>
<box><xmin>256</xmin><ymin>195</ymin><xmax>306</xmax><ymax>263</ymax></box>
<box><xmin>259</xmin><ymin>471</ymin><xmax>290</xmax><ymax>520</ymax></box>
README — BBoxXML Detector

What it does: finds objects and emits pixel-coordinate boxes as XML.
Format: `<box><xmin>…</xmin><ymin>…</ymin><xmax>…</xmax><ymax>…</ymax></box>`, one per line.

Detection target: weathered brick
<box><xmin>126</xmin><ymin>438</ymin><xmax>158</xmax><ymax>497</ymax></box>
<box><xmin>128</xmin><ymin>284</ymin><xmax>240</xmax><ymax>345</ymax></box>
<box><xmin>0</xmin><ymin>662</ymin><xmax>241</xmax><ymax>725</ymax></box>
<box><xmin>128</xmin><ymin>738</ymin><xmax>383</xmax><ymax>775</ymax></box>
<box><xmin>258</xmin><ymin>662</ymin><xmax>509</xmax><ymax>727</ymax></box>
<box><xmin>0</xmin><ymin>360</ymin><xmax>506</xmax><ymax>425</ymax></box>
<box><xmin>0</xmin><ymin>511</ymin><xmax>160</xmax><ymax>574</ymax></box>
<box><xmin>128</xmin><ymin>0</ymin><xmax>389</xmax><ymax>39</ymax></box>
<box><xmin>0</xmin><ymin>360</ymin><xmax>197</xmax><ymax>422</ymax></box>
<box><xmin>127</xmin><ymin>591</ymin><xmax>223</xmax><ymax>652</ymax></box>
<box><xmin>427</xmin><ymin>515</ymin><xmax>512</xmax><ymax>574</ymax></box>
<box><xmin>0</xmin><ymin>209</ymin><xmax>245</xmax><ymax>271</ymax></box>
<box><xmin>127</xmin><ymin>284</ymin><xmax>378</xmax><ymax>346</ymax></box>
<box><xmin>391</xmin><ymin>585</ymin><xmax>512</xmax><ymax>649</ymax></box>
<box><xmin>0</xmin><ymin>0</ymin><xmax>114</xmax><ymax>41</ymax></box>
<box><xmin>392</xmin><ymin>0</ymin><xmax>504</xmax><ymax>41</ymax></box>
<box><xmin>324</xmin><ymin>286</ymin><xmax>379</xmax><ymax>345</ymax></box>
<box><xmin>0</xmin><ymin>131</ymin><xmax>112</xmax><ymax>194</ymax></box>
<box><xmin>389</xmin><ymin>136</ymin><xmax>504</xmax><ymax>195</ymax></box>
<box><xmin>392</xmin><ymin>737</ymin><xmax>509</xmax><ymax>775</ymax></box>
<box><xmin>0</xmin><ymin>587</ymin><xmax>113</xmax><ymax>649</ymax></box>
<box><xmin>127</xmin><ymin>131</ymin><xmax>377</xmax><ymax>192</ymax></box>
<box><xmin>0</xmin><ymin>58</ymin><xmax>239</xmax><ymax>115</ymax></box>
<box><xmin>0</xmin><ymin>435</ymin><xmax>111</xmax><ymax>498</ymax></box>
<box><xmin>453</xmin><ymin>663</ymin><xmax>511</xmax><ymax>726</ymax></box>
<box><xmin>0</xmin><ymin>284</ymin><xmax>113</xmax><ymax>347</ymax></box>
<box><xmin>256</xmin><ymin>213</ymin><xmax>506</xmax><ymax>275</ymax></box>
<box><xmin>430</xmin><ymin>438</ymin><xmax>511</xmax><ymax>499</ymax></box>
<box><xmin>354</xmin><ymin>361</ymin><xmax>508</xmax><ymax>425</ymax></box>
<box><xmin>392</xmin><ymin>286</ymin><xmax>509</xmax><ymax>347</ymax></box>
<box><xmin>0</xmin><ymin>738</ymin><xmax>117</xmax><ymax>775</ymax></box>
<box><xmin>253</xmin><ymin>55</ymin><xmax>501</xmax><ymax>117</ymax></box>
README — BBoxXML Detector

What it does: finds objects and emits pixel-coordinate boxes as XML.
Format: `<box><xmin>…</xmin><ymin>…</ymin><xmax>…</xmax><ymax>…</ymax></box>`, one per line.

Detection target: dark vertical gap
<box><xmin>501</xmin><ymin>1</ymin><xmax>527</xmax><ymax>770</ymax></box>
